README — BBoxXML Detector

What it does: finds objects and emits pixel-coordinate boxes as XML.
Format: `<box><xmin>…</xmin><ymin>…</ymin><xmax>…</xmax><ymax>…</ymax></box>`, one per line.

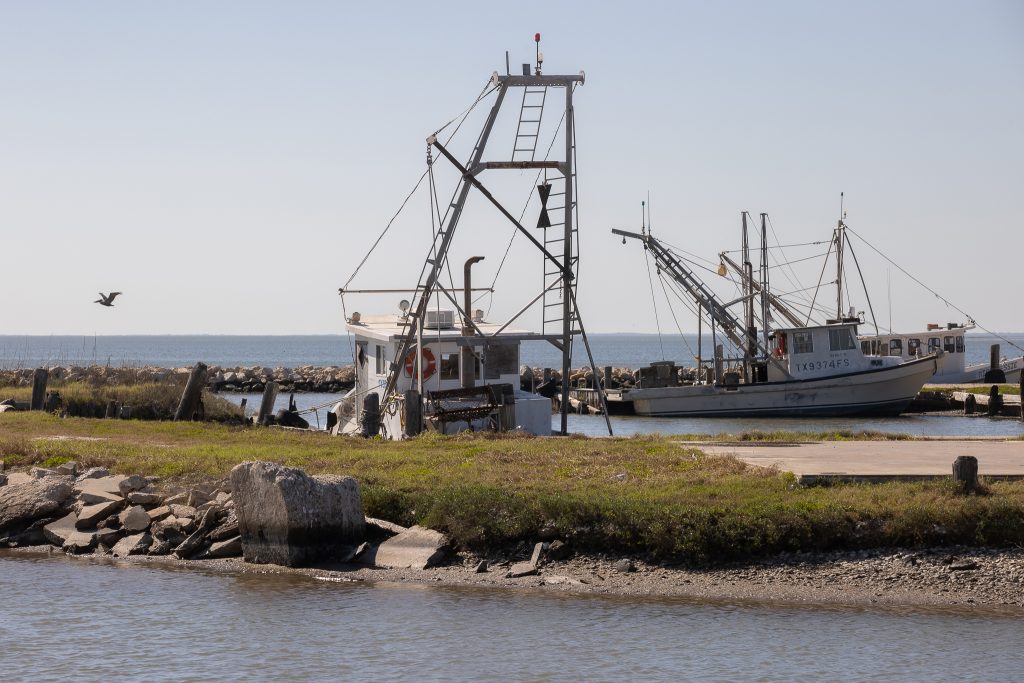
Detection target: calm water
<box><xmin>2</xmin><ymin>332</ymin><xmax>1023</xmax><ymax>370</ymax></box>
<box><xmin>1</xmin><ymin>552</ymin><xmax>1022</xmax><ymax>682</ymax></box>
<box><xmin>221</xmin><ymin>392</ymin><xmax>1024</xmax><ymax>438</ymax></box>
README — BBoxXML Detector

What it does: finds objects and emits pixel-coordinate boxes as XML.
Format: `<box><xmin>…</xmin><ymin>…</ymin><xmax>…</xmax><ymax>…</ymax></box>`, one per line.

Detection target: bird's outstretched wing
<box><xmin>109</xmin><ymin>292</ymin><xmax>122</xmax><ymax>300</ymax></box>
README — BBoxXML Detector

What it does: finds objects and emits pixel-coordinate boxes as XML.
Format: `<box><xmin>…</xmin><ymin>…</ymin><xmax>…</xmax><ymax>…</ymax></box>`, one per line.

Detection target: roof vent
<box><xmin>424</xmin><ymin>309</ymin><xmax>455</xmax><ymax>330</ymax></box>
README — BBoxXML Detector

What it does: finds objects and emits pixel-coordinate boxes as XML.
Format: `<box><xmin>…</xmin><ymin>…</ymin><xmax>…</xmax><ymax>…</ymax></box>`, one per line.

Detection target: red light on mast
<box><xmin>535</xmin><ymin>33</ymin><xmax>541</xmax><ymax>43</ymax></box>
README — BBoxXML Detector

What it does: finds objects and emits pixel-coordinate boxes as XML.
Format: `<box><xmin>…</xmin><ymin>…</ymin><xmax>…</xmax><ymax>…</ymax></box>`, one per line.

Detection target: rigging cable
<box><xmin>340</xmin><ymin>80</ymin><xmax>497</xmax><ymax>294</ymax></box>
<box><xmin>844</xmin><ymin>225</ymin><xmax>1024</xmax><ymax>353</ymax></box>
<box><xmin>643</xmin><ymin>247</ymin><xmax>667</xmax><ymax>360</ymax></box>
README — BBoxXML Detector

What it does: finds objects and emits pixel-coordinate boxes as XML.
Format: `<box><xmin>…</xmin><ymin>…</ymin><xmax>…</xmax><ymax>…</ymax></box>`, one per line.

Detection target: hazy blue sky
<box><xmin>2</xmin><ymin>1</ymin><xmax>1021</xmax><ymax>335</ymax></box>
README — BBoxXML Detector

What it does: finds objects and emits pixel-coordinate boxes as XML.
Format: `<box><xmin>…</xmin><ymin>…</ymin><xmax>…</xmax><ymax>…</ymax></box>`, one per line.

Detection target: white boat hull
<box><xmin>627</xmin><ymin>355</ymin><xmax>941</xmax><ymax>418</ymax></box>
<box><xmin>934</xmin><ymin>357</ymin><xmax>1023</xmax><ymax>385</ymax></box>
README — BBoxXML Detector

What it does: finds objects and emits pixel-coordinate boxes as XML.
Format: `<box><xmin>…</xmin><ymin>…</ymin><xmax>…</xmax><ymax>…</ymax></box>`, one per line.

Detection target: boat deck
<box><xmin>681</xmin><ymin>438</ymin><xmax>1024</xmax><ymax>484</ymax></box>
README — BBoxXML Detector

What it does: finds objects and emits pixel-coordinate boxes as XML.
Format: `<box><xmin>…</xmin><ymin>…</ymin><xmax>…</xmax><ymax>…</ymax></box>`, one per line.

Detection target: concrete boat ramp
<box><xmin>682</xmin><ymin>438</ymin><xmax>1024</xmax><ymax>484</ymax></box>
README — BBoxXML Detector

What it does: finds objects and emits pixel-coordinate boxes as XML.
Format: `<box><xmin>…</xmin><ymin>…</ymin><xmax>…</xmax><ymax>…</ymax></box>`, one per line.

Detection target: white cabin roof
<box><xmin>346</xmin><ymin>314</ymin><xmax>542</xmax><ymax>344</ymax></box>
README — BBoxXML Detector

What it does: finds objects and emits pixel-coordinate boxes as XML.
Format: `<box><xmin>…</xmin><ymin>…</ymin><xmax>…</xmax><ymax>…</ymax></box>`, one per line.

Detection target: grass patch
<box><xmin>1</xmin><ymin>413</ymin><xmax>1021</xmax><ymax>563</ymax></box>
<box><xmin>0</xmin><ymin>382</ymin><xmax>241</xmax><ymax>421</ymax></box>
<box><xmin>950</xmin><ymin>385</ymin><xmax>1021</xmax><ymax>396</ymax></box>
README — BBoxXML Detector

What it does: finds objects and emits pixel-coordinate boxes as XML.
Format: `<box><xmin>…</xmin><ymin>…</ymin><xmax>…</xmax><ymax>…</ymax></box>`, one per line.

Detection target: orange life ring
<box><xmin>404</xmin><ymin>347</ymin><xmax>436</xmax><ymax>380</ymax></box>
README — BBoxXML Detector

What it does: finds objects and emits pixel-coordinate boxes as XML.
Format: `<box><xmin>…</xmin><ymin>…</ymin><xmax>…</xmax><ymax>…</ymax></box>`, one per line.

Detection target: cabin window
<box><xmin>928</xmin><ymin>337</ymin><xmax>941</xmax><ymax>353</ymax></box>
<box><xmin>375</xmin><ymin>345</ymin><xmax>386</xmax><ymax>375</ymax></box>
<box><xmin>908</xmin><ymin>338</ymin><xmax>921</xmax><ymax>356</ymax></box>
<box><xmin>439</xmin><ymin>353</ymin><xmax>459</xmax><ymax>380</ymax></box>
<box><xmin>484</xmin><ymin>343</ymin><xmax>519</xmax><ymax>380</ymax></box>
<box><xmin>955</xmin><ymin>336</ymin><xmax>965</xmax><ymax>353</ymax></box>
<box><xmin>861</xmin><ymin>341</ymin><xmax>871</xmax><ymax>355</ymax></box>
<box><xmin>829</xmin><ymin>327</ymin><xmax>856</xmax><ymax>351</ymax></box>
<box><xmin>889</xmin><ymin>339</ymin><xmax>903</xmax><ymax>356</ymax></box>
<box><xmin>879</xmin><ymin>341</ymin><xmax>889</xmax><ymax>356</ymax></box>
<box><xmin>944</xmin><ymin>336</ymin><xmax>955</xmax><ymax>353</ymax></box>
<box><xmin>793</xmin><ymin>332</ymin><xmax>813</xmax><ymax>354</ymax></box>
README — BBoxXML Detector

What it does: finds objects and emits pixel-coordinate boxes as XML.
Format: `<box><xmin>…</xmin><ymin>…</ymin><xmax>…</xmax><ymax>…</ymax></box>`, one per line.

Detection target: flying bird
<box><xmin>94</xmin><ymin>292</ymin><xmax>122</xmax><ymax>307</ymax></box>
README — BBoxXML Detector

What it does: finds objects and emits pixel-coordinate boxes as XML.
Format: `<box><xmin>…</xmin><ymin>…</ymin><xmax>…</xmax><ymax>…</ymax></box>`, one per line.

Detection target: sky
<box><xmin>1</xmin><ymin>1</ymin><xmax>1021</xmax><ymax>335</ymax></box>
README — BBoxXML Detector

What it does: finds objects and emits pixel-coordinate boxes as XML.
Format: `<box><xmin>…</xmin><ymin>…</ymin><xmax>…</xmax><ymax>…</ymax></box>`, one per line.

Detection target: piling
<box><xmin>952</xmin><ymin>455</ymin><xmax>979</xmax><ymax>493</ymax></box>
<box><xmin>105</xmin><ymin>400</ymin><xmax>120</xmax><ymax>419</ymax></box>
<box><xmin>964</xmin><ymin>394</ymin><xmax>977</xmax><ymax>415</ymax></box>
<box><xmin>174</xmin><ymin>362</ymin><xmax>208</xmax><ymax>421</ymax></box>
<box><xmin>257</xmin><ymin>381</ymin><xmax>279</xmax><ymax>426</ymax></box>
<box><xmin>30</xmin><ymin>368</ymin><xmax>48</xmax><ymax>410</ymax></box>
<box><xmin>403</xmin><ymin>389</ymin><xmax>422</xmax><ymax>438</ymax></box>
<box><xmin>984</xmin><ymin>344</ymin><xmax>1006</xmax><ymax>383</ymax></box>
<box><xmin>604</xmin><ymin>366</ymin><xmax>613</xmax><ymax>389</ymax></box>
<box><xmin>987</xmin><ymin>385</ymin><xmax>1003</xmax><ymax>417</ymax></box>
<box><xmin>361</xmin><ymin>393</ymin><xmax>380</xmax><ymax>438</ymax></box>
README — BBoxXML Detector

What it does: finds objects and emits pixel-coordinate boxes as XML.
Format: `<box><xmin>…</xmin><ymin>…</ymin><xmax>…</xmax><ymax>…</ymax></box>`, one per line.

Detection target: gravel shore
<box><xmin>10</xmin><ymin>544</ymin><xmax>1024</xmax><ymax>611</ymax></box>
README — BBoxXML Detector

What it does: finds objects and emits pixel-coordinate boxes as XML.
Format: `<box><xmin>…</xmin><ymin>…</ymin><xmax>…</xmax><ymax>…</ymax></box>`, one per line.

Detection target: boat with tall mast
<box><xmin>335</xmin><ymin>37</ymin><xmax>613</xmax><ymax>438</ymax></box>
<box><xmin>613</xmin><ymin>213</ymin><xmax>945</xmax><ymax>417</ymax></box>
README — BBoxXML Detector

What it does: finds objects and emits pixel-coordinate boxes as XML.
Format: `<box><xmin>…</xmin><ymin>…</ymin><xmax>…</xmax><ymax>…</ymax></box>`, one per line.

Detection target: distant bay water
<box><xmin>2</xmin><ymin>332</ymin><xmax>1023</xmax><ymax>371</ymax></box>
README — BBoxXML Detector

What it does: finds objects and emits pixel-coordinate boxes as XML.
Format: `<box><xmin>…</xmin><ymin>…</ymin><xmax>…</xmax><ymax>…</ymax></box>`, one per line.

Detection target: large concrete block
<box><xmin>368</xmin><ymin>525</ymin><xmax>448</xmax><ymax>570</ymax></box>
<box><xmin>229</xmin><ymin>461</ymin><xmax>364</xmax><ymax>567</ymax></box>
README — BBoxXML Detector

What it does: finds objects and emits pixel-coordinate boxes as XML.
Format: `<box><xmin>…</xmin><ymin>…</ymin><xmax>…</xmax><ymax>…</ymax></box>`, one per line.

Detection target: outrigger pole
<box><xmin>382</xmin><ymin>49</ymin><xmax>612</xmax><ymax>436</ymax></box>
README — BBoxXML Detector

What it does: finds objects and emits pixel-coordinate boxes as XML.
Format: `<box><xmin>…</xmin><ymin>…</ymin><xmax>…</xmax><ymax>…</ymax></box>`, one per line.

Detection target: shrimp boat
<box><xmin>334</xmin><ymin>37</ymin><xmax>613</xmax><ymax>439</ymax></box>
<box><xmin>613</xmin><ymin>214</ymin><xmax>945</xmax><ymax>417</ymax></box>
<box><xmin>859</xmin><ymin>323</ymin><xmax>1023</xmax><ymax>384</ymax></box>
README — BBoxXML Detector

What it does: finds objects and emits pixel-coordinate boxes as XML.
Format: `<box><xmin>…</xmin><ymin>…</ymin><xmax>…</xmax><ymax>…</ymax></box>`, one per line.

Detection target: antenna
<box><xmin>839</xmin><ymin>191</ymin><xmax>845</xmax><ymax>223</ymax></box>
<box><xmin>534</xmin><ymin>33</ymin><xmax>543</xmax><ymax>75</ymax></box>
<box><xmin>641</xmin><ymin>200</ymin><xmax>646</xmax><ymax>236</ymax></box>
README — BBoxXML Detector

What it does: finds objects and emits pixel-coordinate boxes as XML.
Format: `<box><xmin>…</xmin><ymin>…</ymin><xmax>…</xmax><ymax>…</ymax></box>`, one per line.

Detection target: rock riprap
<box><xmin>230</xmin><ymin>461</ymin><xmax>365</xmax><ymax>567</ymax></box>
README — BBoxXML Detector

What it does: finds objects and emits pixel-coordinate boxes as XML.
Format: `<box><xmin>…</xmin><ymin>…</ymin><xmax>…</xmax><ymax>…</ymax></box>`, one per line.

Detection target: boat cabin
<box><xmin>767</xmin><ymin>322</ymin><xmax>904</xmax><ymax>381</ymax></box>
<box><xmin>858</xmin><ymin>325</ymin><xmax>968</xmax><ymax>378</ymax></box>
<box><xmin>343</xmin><ymin>309</ymin><xmax>552</xmax><ymax>439</ymax></box>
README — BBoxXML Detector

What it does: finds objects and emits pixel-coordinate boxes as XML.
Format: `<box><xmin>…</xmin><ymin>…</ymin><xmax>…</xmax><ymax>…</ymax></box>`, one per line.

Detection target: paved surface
<box><xmin>682</xmin><ymin>439</ymin><xmax>1024</xmax><ymax>483</ymax></box>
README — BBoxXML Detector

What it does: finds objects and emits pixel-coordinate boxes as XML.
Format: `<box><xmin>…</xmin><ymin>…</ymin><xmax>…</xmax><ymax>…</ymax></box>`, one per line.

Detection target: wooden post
<box><xmin>604</xmin><ymin>366</ymin><xmax>613</xmax><ymax>389</ymax></box>
<box><xmin>257</xmin><ymin>381</ymin><xmax>278</xmax><ymax>425</ymax></box>
<box><xmin>239</xmin><ymin>397</ymin><xmax>248</xmax><ymax>413</ymax></box>
<box><xmin>30</xmin><ymin>368</ymin><xmax>48</xmax><ymax>410</ymax></box>
<box><xmin>173</xmin><ymin>362</ymin><xmax>208</xmax><ymax>421</ymax></box>
<box><xmin>984</xmin><ymin>344</ymin><xmax>1006</xmax><ymax>383</ymax></box>
<box><xmin>987</xmin><ymin>385</ymin><xmax>1003</xmax><ymax>416</ymax></box>
<box><xmin>361</xmin><ymin>393</ymin><xmax>380</xmax><ymax>438</ymax></box>
<box><xmin>1020</xmin><ymin>371</ymin><xmax>1023</xmax><ymax>422</ymax></box>
<box><xmin>403</xmin><ymin>389</ymin><xmax>422</xmax><ymax>438</ymax></box>
<box><xmin>964</xmin><ymin>393</ymin><xmax>976</xmax><ymax>415</ymax></box>
<box><xmin>952</xmin><ymin>455</ymin><xmax>979</xmax><ymax>493</ymax></box>
<box><xmin>105</xmin><ymin>400</ymin><xmax>119</xmax><ymax>419</ymax></box>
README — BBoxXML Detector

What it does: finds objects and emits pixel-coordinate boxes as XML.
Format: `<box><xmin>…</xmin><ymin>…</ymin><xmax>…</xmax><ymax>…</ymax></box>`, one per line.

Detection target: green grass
<box><xmin>2</xmin><ymin>413</ymin><xmax>1021</xmax><ymax>563</ymax></box>
<box><xmin>0</xmin><ymin>382</ymin><xmax>242</xmax><ymax>421</ymax></box>
<box><xmin>951</xmin><ymin>385</ymin><xmax>1022</xmax><ymax>396</ymax></box>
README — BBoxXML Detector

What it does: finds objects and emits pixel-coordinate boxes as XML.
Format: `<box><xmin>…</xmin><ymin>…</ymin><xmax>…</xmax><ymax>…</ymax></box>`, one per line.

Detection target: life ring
<box><xmin>404</xmin><ymin>347</ymin><xmax>436</xmax><ymax>380</ymax></box>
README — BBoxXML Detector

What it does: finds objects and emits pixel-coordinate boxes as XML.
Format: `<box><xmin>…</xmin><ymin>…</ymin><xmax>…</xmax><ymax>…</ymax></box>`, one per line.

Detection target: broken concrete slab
<box><xmin>507</xmin><ymin>562</ymin><xmax>539</xmax><ymax>578</ymax></box>
<box><xmin>230</xmin><ymin>461</ymin><xmax>364</xmax><ymax>567</ymax></box>
<box><xmin>147</xmin><ymin>505</ymin><xmax>172</xmax><ymax>522</ymax></box>
<box><xmin>365</xmin><ymin>517</ymin><xmax>409</xmax><ymax>536</ymax></box>
<box><xmin>43</xmin><ymin>512</ymin><xmax>79</xmax><ymax>546</ymax></box>
<box><xmin>207</xmin><ymin>512</ymin><xmax>238</xmax><ymax>542</ymax></box>
<box><xmin>76</xmin><ymin>467</ymin><xmax>110</xmax><ymax>480</ymax></box>
<box><xmin>127</xmin><ymin>491</ymin><xmax>162</xmax><ymax>506</ymax></box>
<box><xmin>30</xmin><ymin>467</ymin><xmax>57</xmax><ymax>479</ymax></box>
<box><xmin>204</xmin><ymin>535</ymin><xmax>242</xmax><ymax>558</ymax></box>
<box><xmin>168</xmin><ymin>504</ymin><xmax>197</xmax><ymax>519</ymax></box>
<box><xmin>119</xmin><ymin>505</ymin><xmax>151</xmax><ymax>532</ymax></box>
<box><xmin>55</xmin><ymin>461</ymin><xmax>78</xmax><ymax>476</ymax></box>
<box><xmin>118</xmin><ymin>475</ymin><xmax>149</xmax><ymax>496</ymax></box>
<box><xmin>112</xmin><ymin>533</ymin><xmax>152</xmax><ymax>557</ymax></box>
<box><xmin>76</xmin><ymin>500</ymin><xmax>123</xmax><ymax>529</ymax></box>
<box><xmin>94</xmin><ymin>527</ymin><xmax>122</xmax><ymax>548</ymax></box>
<box><xmin>367</xmin><ymin>525</ymin><xmax>448</xmax><ymax>570</ymax></box>
<box><xmin>74</xmin><ymin>477</ymin><xmax>125</xmax><ymax>504</ymax></box>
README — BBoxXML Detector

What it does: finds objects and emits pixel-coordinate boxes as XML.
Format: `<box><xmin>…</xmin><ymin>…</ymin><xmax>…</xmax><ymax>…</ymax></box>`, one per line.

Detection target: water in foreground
<box><xmin>3</xmin><ymin>552</ymin><xmax>1023</xmax><ymax>681</ymax></box>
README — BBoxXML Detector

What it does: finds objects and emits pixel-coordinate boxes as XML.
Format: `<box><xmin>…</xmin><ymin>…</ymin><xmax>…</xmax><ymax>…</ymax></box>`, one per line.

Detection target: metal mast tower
<box><xmin>382</xmin><ymin>37</ymin><xmax>611</xmax><ymax>436</ymax></box>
